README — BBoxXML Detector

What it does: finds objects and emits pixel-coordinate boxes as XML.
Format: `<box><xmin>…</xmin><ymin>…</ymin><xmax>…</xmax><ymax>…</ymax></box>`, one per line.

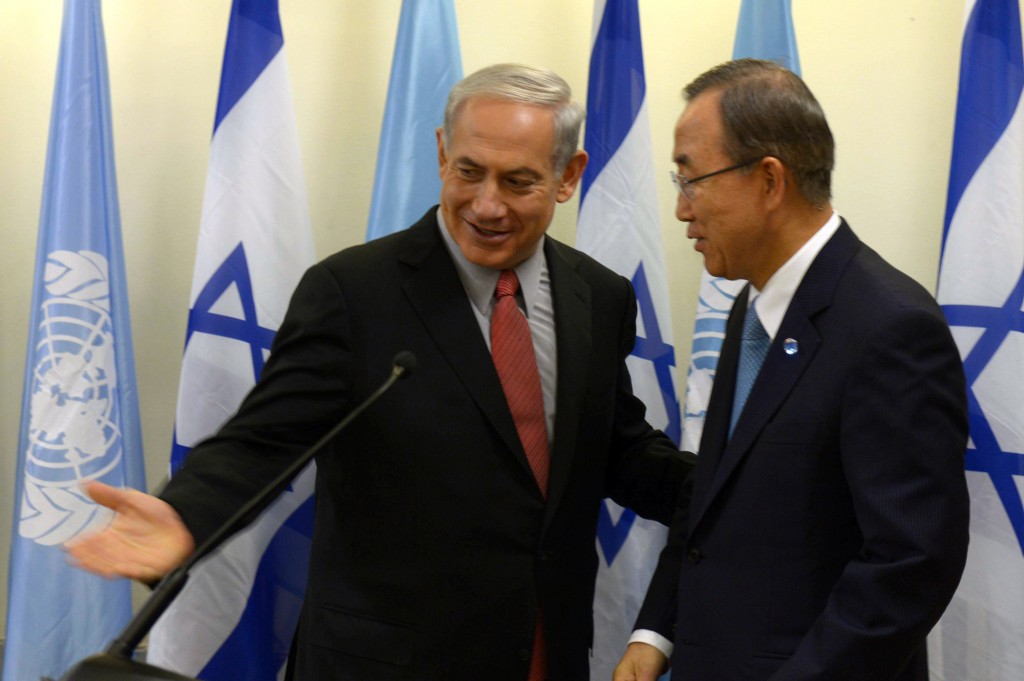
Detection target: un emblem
<box><xmin>681</xmin><ymin>274</ymin><xmax>744</xmax><ymax>452</ymax></box>
<box><xmin>19</xmin><ymin>250</ymin><xmax>121</xmax><ymax>546</ymax></box>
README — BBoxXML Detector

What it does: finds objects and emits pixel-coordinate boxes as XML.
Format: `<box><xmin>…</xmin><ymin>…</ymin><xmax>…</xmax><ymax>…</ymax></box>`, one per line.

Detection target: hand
<box><xmin>65</xmin><ymin>480</ymin><xmax>195</xmax><ymax>582</ymax></box>
<box><xmin>613</xmin><ymin>642</ymin><xmax>669</xmax><ymax>681</ymax></box>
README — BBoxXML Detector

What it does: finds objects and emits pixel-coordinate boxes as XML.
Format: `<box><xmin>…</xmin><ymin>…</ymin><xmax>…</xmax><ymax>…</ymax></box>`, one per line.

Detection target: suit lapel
<box><xmin>542</xmin><ymin>238</ymin><xmax>591</xmax><ymax>528</ymax></box>
<box><xmin>691</xmin><ymin>221</ymin><xmax>861</xmax><ymax>530</ymax></box>
<box><xmin>690</xmin><ymin>287</ymin><xmax>746</xmax><ymax>506</ymax></box>
<box><xmin>397</xmin><ymin>213</ymin><xmax>532</xmax><ymax>482</ymax></box>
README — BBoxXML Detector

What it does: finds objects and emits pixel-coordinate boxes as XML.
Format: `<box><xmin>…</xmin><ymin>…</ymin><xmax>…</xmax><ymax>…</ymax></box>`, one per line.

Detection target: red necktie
<box><xmin>491</xmin><ymin>269</ymin><xmax>550</xmax><ymax>496</ymax></box>
<box><xmin>491</xmin><ymin>269</ymin><xmax>549</xmax><ymax>681</ymax></box>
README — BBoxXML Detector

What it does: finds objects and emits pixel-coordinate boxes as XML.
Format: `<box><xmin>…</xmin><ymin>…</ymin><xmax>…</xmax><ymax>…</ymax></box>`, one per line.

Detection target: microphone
<box><xmin>392</xmin><ymin>350</ymin><xmax>417</xmax><ymax>375</ymax></box>
<box><xmin>58</xmin><ymin>352</ymin><xmax>417</xmax><ymax>681</ymax></box>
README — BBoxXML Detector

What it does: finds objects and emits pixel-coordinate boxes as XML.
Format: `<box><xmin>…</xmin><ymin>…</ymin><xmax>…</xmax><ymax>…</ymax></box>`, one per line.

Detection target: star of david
<box><xmin>186</xmin><ymin>243</ymin><xmax>276</xmax><ymax>375</ymax></box>
<box><xmin>597</xmin><ymin>262</ymin><xmax>681</xmax><ymax>564</ymax></box>
<box><xmin>171</xmin><ymin>243</ymin><xmax>277</xmax><ymax>472</ymax></box>
<box><xmin>630</xmin><ymin>263</ymin><xmax>682</xmax><ymax>445</ymax></box>
<box><xmin>942</xmin><ymin>267</ymin><xmax>1024</xmax><ymax>555</ymax></box>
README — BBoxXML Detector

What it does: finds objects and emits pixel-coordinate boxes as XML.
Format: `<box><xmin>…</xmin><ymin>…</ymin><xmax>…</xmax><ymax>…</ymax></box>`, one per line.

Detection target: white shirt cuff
<box><xmin>628</xmin><ymin>629</ymin><xmax>674</xmax><ymax>659</ymax></box>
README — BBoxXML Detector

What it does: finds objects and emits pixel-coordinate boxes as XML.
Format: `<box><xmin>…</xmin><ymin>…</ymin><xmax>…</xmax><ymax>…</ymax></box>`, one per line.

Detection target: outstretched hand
<box><xmin>65</xmin><ymin>480</ymin><xmax>195</xmax><ymax>582</ymax></box>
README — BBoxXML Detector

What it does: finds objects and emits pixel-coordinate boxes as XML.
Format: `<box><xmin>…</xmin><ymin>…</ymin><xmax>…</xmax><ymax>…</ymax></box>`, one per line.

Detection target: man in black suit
<box><xmin>69</xmin><ymin>63</ymin><xmax>690</xmax><ymax>681</ymax></box>
<box><xmin>614</xmin><ymin>59</ymin><xmax>970</xmax><ymax>681</ymax></box>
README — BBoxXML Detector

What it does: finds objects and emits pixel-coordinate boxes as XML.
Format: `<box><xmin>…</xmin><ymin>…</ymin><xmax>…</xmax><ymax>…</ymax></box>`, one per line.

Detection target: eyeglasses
<box><xmin>669</xmin><ymin>157</ymin><xmax>763</xmax><ymax>200</ymax></box>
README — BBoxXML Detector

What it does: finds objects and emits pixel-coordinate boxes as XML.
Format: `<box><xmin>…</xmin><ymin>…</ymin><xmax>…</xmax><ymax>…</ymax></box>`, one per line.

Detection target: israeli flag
<box><xmin>681</xmin><ymin>0</ymin><xmax>801</xmax><ymax>453</ymax></box>
<box><xmin>145</xmin><ymin>1</ymin><xmax>316</xmax><ymax>678</ymax></box>
<box><xmin>929</xmin><ymin>1</ymin><xmax>1024</xmax><ymax>678</ymax></box>
<box><xmin>577</xmin><ymin>2</ymin><xmax>680</xmax><ymax>678</ymax></box>
<box><xmin>3</xmin><ymin>1</ymin><xmax>146</xmax><ymax>679</ymax></box>
<box><xmin>367</xmin><ymin>0</ymin><xmax>462</xmax><ymax>240</ymax></box>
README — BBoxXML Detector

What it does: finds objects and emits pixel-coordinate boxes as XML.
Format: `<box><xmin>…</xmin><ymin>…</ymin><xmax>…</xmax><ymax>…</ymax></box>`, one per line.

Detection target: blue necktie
<box><xmin>730</xmin><ymin>303</ymin><xmax>770</xmax><ymax>436</ymax></box>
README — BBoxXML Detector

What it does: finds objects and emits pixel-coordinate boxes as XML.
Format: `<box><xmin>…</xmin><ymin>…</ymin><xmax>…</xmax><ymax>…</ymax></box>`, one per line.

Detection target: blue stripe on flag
<box><xmin>214</xmin><ymin>0</ymin><xmax>284</xmax><ymax>132</ymax></box>
<box><xmin>580</xmin><ymin>0</ymin><xmax>645</xmax><ymax>201</ymax></box>
<box><xmin>942</xmin><ymin>0</ymin><xmax>1024</xmax><ymax>240</ymax></box>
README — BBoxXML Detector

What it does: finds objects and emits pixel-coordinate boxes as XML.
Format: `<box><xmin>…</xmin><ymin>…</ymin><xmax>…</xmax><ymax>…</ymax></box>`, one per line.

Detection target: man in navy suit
<box><xmin>614</xmin><ymin>59</ymin><xmax>969</xmax><ymax>681</ymax></box>
<box><xmin>68</xmin><ymin>63</ymin><xmax>690</xmax><ymax>681</ymax></box>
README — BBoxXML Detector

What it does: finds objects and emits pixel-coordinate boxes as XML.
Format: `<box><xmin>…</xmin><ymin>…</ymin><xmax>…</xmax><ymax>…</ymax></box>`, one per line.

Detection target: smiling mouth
<box><xmin>469</xmin><ymin>221</ymin><xmax>509</xmax><ymax>238</ymax></box>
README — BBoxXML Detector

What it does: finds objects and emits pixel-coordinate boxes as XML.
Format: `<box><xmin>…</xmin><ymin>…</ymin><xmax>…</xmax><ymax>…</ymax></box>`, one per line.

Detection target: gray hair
<box><xmin>442</xmin><ymin>63</ymin><xmax>586</xmax><ymax>173</ymax></box>
<box><xmin>684</xmin><ymin>59</ymin><xmax>834</xmax><ymax>208</ymax></box>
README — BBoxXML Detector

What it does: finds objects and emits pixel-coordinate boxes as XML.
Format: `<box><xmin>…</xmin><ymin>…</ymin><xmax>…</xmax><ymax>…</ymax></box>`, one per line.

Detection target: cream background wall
<box><xmin>0</xmin><ymin>0</ymin><xmax>964</xmax><ymax>640</ymax></box>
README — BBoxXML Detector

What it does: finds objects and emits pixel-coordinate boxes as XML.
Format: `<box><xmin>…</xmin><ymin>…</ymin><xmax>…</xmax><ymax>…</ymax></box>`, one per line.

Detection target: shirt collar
<box><xmin>436</xmin><ymin>208</ymin><xmax>546</xmax><ymax>317</ymax></box>
<box><xmin>748</xmin><ymin>211</ymin><xmax>841</xmax><ymax>339</ymax></box>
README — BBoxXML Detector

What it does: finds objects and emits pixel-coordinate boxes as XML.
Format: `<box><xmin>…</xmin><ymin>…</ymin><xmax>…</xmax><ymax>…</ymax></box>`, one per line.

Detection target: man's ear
<box><xmin>556</xmin><ymin>150</ymin><xmax>589</xmax><ymax>203</ymax></box>
<box><xmin>760</xmin><ymin>156</ymin><xmax>788</xmax><ymax>211</ymax></box>
<box><xmin>436</xmin><ymin>128</ymin><xmax>447</xmax><ymax>179</ymax></box>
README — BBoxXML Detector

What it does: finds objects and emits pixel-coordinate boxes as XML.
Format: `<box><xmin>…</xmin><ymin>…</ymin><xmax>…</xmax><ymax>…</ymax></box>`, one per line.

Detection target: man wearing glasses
<box><xmin>615</xmin><ymin>59</ymin><xmax>969</xmax><ymax>681</ymax></box>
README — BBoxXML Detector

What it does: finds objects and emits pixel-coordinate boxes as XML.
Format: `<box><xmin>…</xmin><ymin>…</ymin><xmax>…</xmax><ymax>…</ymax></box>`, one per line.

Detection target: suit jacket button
<box><xmin>687</xmin><ymin>547</ymin><xmax>703</xmax><ymax>564</ymax></box>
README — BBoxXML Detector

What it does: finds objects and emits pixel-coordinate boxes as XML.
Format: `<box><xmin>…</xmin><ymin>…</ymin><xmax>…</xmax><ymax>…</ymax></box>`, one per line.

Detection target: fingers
<box><xmin>81</xmin><ymin>479</ymin><xmax>126</xmax><ymax>510</ymax></box>
<box><xmin>66</xmin><ymin>484</ymin><xmax>196</xmax><ymax>582</ymax></box>
<box><xmin>66</xmin><ymin>527</ymin><xmax>162</xmax><ymax>581</ymax></box>
<box><xmin>82</xmin><ymin>480</ymin><xmax>162</xmax><ymax>519</ymax></box>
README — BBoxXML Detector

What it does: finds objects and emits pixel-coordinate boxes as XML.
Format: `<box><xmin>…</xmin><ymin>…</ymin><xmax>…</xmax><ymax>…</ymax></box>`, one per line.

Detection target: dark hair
<box><xmin>684</xmin><ymin>59</ymin><xmax>834</xmax><ymax>207</ymax></box>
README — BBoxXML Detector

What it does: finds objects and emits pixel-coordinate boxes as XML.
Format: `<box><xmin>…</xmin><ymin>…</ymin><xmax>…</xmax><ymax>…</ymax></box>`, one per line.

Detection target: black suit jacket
<box><xmin>636</xmin><ymin>221</ymin><xmax>969</xmax><ymax>680</ymax></box>
<box><xmin>161</xmin><ymin>209</ymin><xmax>690</xmax><ymax>681</ymax></box>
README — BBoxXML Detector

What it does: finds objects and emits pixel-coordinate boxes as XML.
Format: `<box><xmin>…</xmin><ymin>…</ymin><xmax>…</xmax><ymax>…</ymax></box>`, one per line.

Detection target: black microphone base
<box><xmin>58</xmin><ymin>653</ymin><xmax>196</xmax><ymax>681</ymax></box>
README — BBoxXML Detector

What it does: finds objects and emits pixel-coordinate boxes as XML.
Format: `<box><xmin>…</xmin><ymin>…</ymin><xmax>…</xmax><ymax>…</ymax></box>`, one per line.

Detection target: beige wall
<box><xmin>0</xmin><ymin>0</ymin><xmax>963</xmax><ymax>638</ymax></box>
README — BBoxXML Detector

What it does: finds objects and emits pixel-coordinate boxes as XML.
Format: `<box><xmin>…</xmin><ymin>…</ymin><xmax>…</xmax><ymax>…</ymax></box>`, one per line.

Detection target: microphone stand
<box><xmin>57</xmin><ymin>353</ymin><xmax>417</xmax><ymax>681</ymax></box>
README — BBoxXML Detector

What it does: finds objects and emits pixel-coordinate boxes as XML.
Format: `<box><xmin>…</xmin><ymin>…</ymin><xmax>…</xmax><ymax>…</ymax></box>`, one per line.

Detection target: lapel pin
<box><xmin>783</xmin><ymin>338</ymin><xmax>799</xmax><ymax>356</ymax></box>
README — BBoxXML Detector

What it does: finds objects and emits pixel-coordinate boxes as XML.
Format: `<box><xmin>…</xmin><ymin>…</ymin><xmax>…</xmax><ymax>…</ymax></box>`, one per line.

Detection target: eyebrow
<box><xmin>453</xmin><ymin>156</ymin><xmax>544</xmax><ymax>180</ymax></box>
<box><xmin>673</xmin><ymin>152</ymin><xmax>691</xmax><ymax>166</ymax></box>
<box><xmin>453</xmin><ymin>156</ymin><xmax>483</xmax><ymax>168</ymax></box>
<box><xmin>508</xmin><ymin>168</ymin><xmax>543</xmax><ymax>181</ymax></box>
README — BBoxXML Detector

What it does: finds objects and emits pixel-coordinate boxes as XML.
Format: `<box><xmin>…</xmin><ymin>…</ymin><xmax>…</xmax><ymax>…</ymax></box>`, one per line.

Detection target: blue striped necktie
<box><xmin>730</xmin><ymin>302</ymin><xmax>770</xmax><ymax>436</ymax></box>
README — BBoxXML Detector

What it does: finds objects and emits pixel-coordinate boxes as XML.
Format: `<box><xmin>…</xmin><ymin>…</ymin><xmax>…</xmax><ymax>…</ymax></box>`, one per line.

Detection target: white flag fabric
<box><xmin>929</xmin><ymin>1</ymin><xmax>1024</xmax><ymax>678</ymax></box>
<box><xmin>578</xmin><ymin>2</ymin><xmax>681</xmax><ymax>678</ymax></box>
<box><xmin>146</xmin><ymin>1</ymin><xmax>316</xmax><ymax>678</ymax></box>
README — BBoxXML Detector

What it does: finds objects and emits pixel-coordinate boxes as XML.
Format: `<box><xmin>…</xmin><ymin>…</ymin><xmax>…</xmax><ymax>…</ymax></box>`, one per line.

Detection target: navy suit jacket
<box><xmin>636</xmin><ymin>221</ymin><xmax>969</xmax><ymax>680</ymax></box>
<box><xmin>161</xmin><ymin>209</ymin><xmax>690</xmax><ymax>681</ymax></box>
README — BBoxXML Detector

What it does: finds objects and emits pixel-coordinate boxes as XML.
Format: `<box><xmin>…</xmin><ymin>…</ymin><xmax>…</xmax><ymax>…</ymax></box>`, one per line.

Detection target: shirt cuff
<box><xmin>628</xmin><ymin>629</ymin><xmax>674</xmax><ymax>659</ymax></box>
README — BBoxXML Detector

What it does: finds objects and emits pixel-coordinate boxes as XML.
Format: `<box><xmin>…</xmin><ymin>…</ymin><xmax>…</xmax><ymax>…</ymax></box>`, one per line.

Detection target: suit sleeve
<box><xmin>776</xmin><ymin>303</ymin><xmax>969</xmax><ymax>680</ymax></box>
<box><xmin>160</xmin><ymin>263</ymin><xmax>353</xmax><ymax>546</ymax></box>
<box><xmin>601</xmin><ymin>276</ymin><xmax>696</xmax><ymax>526</ymax></box>
<box><xmin>630</xmin><ymin>486</ymin><xmax>691</xmax><ymax>640</ymax></box>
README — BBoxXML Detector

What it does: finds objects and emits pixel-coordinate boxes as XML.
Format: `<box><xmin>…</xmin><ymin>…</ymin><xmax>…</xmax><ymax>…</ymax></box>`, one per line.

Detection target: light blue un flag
<box><xmin>366</xmin><ymin>0</ymin><xmax>462</xmax><ymax>240</ymax></box>
<box><xmin>681</xmin><ymin>0</ymin><xmax>801</xmax><ymax>453</ymax></box>
<box><xmin>146</xmin><ymin>1</ymin><xmax>316</xmax><ymax>678</ymax></box>
<box><xmin>577</xmin><ymin>1</ymin><xmax>680</xmax><ymax>678</ymax></box>
<box><xmin>3</xmin><ymin>1</ymin><xmax>146</xmax><ymax>680</ymax></box>
<box><xmin>929</xmin><ymin>1</ymin><xmax>1024</xmax><ymax>677</ymax></box>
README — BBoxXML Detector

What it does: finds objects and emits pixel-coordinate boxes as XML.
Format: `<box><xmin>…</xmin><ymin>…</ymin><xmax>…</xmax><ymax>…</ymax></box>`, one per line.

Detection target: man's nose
<box><xmin>473</xmin><ymin>179</ymin><xmax>508</xmax><ymax>219</ymax></box>
<box><xmin>675</xmin><ymin>192</ymin><xmax>695</xmax><ymax>223</ymax></box>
